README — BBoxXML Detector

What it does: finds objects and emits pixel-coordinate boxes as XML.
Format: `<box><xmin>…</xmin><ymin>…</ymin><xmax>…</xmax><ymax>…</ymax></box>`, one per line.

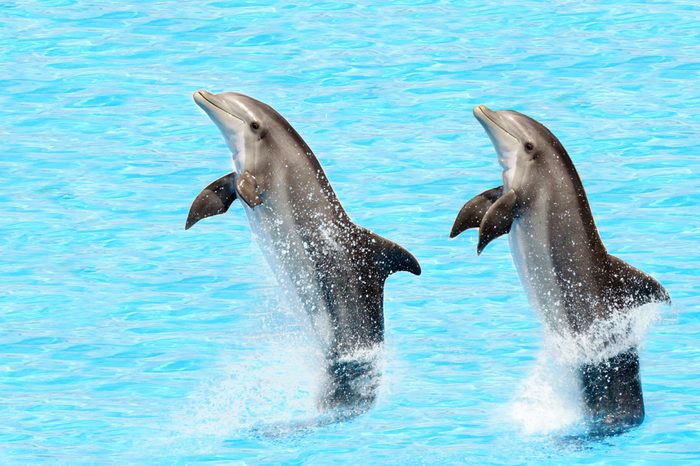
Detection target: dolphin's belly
<box><xmin>242</xmin><ymin>199</ymin><xmax>363</xmax><ymax>353</ymax></box>
<box><xmin>509</xmin><ymin>215</ymin><xmax>567</xmax><ymax>330</ymax></box>
<box><xmin>244</xmin><ymin>202</ymin><xmax>330</xmax><ymax>310</ymax></box>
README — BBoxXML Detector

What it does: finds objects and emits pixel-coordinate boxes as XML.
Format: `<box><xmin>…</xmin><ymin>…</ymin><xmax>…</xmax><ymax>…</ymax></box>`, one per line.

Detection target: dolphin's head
<box><xmin>473</xmin><ymin>105</ymin><xmax>566</xmax><ymax>192</ymax></box>
<box><xmin>193</xmin><ymin>90</ymin><xmax>296</xmax><ymax>174</ymax></box>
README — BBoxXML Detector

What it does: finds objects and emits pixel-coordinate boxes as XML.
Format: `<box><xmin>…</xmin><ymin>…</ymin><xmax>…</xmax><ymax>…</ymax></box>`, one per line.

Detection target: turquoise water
<box><xmin>2</xmin><ymin>0</ymin><xmax>699</xmax><ymax>463</ymax></box>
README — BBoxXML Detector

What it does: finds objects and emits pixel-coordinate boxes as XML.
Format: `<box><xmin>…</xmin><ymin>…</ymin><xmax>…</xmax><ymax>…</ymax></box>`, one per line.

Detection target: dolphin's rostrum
<box><xmin>451</xmin><ymin>105</ymin><xmax>670</xmax><ymax>436</ymax></box>
<box><xmin>187</xmin><ymin>90</ymin><xmax>421</xmax><ymax>415</ymax></box>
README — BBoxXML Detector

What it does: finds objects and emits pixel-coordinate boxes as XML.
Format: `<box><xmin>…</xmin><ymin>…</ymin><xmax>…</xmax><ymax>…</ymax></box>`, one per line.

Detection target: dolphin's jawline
<box><xmin>477</xmin><ymin>106</ymin><xmax>519</xmax><ymax>142</ymax></box>
<box><xmin>197</xmin><ymin>91</ymin><xmax>246</xmax><ymax>123</ymax></box>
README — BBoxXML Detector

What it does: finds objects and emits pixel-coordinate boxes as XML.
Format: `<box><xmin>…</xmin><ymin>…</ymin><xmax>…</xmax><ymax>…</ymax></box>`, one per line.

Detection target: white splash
<box><xmin>508</xmin><ymin>302</ymin><xmax>662</xmax><ymax>436</ymax></box>
<box><xmin>173</xmin><ymin>329</ymin><xmax>325</xmax><ymax>438</ymax></box>
<box><xmin>509</xmin><ymin>352</ymin><xmax>584</xmax><ymax>436</ymax></box>
<box><xmin>544</xmin><ymin>303</ymin><xmax>662</xmax><ymax>366</ymax></box>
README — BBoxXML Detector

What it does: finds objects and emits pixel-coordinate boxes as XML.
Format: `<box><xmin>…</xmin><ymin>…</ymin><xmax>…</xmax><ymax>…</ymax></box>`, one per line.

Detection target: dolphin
<box><xmin>186</xmin><ymin>90</ymin><xmax>421</xmax><ymax>414</ymax></box>
<box><xmin>450</xmin><ymin>105</ymin><xmax>670</xmax><ymax>435</ymax></box>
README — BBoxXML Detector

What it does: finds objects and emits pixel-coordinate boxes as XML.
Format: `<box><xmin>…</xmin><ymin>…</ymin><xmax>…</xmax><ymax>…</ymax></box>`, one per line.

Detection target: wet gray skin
<box><xmin>187</xmin><ymin>90</ymin><xmax>421</xmax><ymax>414</ymax></box>
<box><xmin>451</xmin><ymin>105</ymin><xmax>670</xmax><ymax>436</ymax></box>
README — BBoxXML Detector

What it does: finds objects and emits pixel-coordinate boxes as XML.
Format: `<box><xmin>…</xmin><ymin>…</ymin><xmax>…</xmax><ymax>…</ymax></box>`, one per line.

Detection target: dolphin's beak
<box><xmin>474</xmin><ymin>105</ymin><xmax>503</xmax><ymax>133</ymax></box>
<box><xmin>193</xmin><ymin>89</ymin><xmax>225</xmax><ymax>130</ymax></box>
<box><xmin>193</xmin><ymin>89</ymin><xmax>249</xmax><ymax>161</ymax></box>
<box><xmin>473</xmin><ymin>104</ymin><xmax>494</xmax><ymax>122</ymax></box>
<box><xmin>473</xmin><ymin>105</ymin><xmax>520</xmax><ymax>176</ymax></box>
<box><xmin>193</xmin><ymin>89</ymin><xmax>246</xmax><ymax>126</ymax></box>
<box><xmin>193</xmin><ymin>89</ymin><xmax>221</xmax><ymax>112</ymax></box>
<box><xmin>193</xmin><ymin>89</ymin><xmax>214</xmax><ymax>114</ymax></box>
<box><xmin>193</xmin><ymin>89</ymin><xmax>211</xmax><ymax>101</ymax></box>
<box><xmin>473</xmin><ymin>105</ymin><xmax>519</xmax><ymax>143</ymax></box>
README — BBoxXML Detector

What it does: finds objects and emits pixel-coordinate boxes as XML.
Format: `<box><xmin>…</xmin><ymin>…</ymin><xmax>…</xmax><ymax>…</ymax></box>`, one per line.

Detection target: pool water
<box><xmin>2</xmin><ymin>1</ymin><xmax>699</xmax><ymax>463</ymax></box>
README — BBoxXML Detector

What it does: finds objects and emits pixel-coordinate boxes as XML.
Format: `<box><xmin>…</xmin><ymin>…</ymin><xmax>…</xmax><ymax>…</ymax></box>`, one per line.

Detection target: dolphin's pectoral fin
<box><xmin>477</xmin><ymin>189</ymin><xmax>518</xmax><ymax>255</ymax></box>
<box><xmin>361</xmin><ymin>230</ymin><xmax>421</xmax><ymax>278</ymax></box>
<box><xmin>236</xmin><ymin>171</ymin><xmax>263</xmax><ymax>208</ymax></box>
<box><xmin>606</xmin><ymin>255</ymin><xmax>671</xmax><ymax>308</ymax></box>
<box><xmin>185</xmin><ymin>172</ymin><xmax>238</xmax><ymax>230</ymax></box>
<box><xmin>450</xmin><ymin>186</ymin><xmax>503</xmax><ymax>238</ymax></box>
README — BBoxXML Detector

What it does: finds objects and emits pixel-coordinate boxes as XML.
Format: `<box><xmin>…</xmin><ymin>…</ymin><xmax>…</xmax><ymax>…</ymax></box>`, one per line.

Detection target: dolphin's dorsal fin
<box><xmin>359</xmin><ymin>229</ymin><xmax>421</xmax><ymax>278</ymax></box>
<box><xmin>477</xmin><ymin>189</ymin><xmax>519</xmax><ymax>254</ymax></box>
<box><xmin>186</xmin><ymin>173</ymin><xmax>237</xmax><ymax>230</ymax></box>
<box><xmin>450</xmin><ymin>186</ymin><xmax>503</xmax><ymax>238</ymax></box>
<box><xmin>605</xmin><ymin>255</ymin><xmax>670</xmax><ymax>308</ymax></box>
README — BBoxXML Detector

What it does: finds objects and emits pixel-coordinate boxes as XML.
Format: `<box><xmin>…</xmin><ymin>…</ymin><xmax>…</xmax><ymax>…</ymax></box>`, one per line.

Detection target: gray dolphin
<box><xmin>187</xmin><ymin>90</ymin><xmax>421</xmax><ymax>414</ymax></box>
<box><xmin>450</xmin><ymin>105</ymin><xmax>670</xmax><ymax>436</ymax></box>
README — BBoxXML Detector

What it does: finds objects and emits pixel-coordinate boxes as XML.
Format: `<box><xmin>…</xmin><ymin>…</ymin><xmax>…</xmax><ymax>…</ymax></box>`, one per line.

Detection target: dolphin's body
<box><xmin>187</xmin><ymin>90</ymin><xmax>420</xmax><ymax>414</ymax></box>
<box><xmin>451</xmin><ymin>106</ymin><xmax>670</xmax><ymax>435</ymax></box>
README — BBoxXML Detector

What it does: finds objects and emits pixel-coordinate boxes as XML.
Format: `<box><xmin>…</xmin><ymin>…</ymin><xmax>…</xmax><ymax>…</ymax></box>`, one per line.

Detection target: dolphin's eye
<box><xmin>250</xmin><ymin>122</ymin><xmax>260</xmax><ymax>131</ymax></box>
<box><xmin>524</xmin><ymin>142</ymin><xmax>534</xmax><ymax>152</ymax></box>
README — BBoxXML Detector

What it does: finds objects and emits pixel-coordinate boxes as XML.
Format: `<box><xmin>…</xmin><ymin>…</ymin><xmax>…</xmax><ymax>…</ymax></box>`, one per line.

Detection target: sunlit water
<box><xmin>2</xmin><ymin>1</ymin><xmax>699</xmax><ymax>463</ymax></box>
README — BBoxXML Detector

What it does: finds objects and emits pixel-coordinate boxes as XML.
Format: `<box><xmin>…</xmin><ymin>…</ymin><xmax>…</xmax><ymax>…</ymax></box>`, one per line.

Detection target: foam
<box><xmin>509</xmin><ymin>352</ymin><xmax>585</xmax><ymax>436</ymax></box>
<box><xmin>171</xmin><ymin>289</ymin><xmax>387</xmax><ymax>439</ymax></box>
<box><xmin>543</xmin><ymin>303</ymin><xmax>662</xmax><ymax>366</ymax></box>
<box><xmin>508</xmin><ymin>302</ymin><xmax>662</xmax><ymax>436</ymax></box>
<box><xmin>173</xmin><ymin>328</ymin><xmax>324</xmax><ymax>438</ymax></box>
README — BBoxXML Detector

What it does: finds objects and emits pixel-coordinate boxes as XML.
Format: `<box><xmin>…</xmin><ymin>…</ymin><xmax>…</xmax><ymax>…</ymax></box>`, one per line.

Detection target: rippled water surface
<box><xmin>2</xmin><ymin>1</ymin><xmax>699</xmax><ymax>464</ymax></box>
